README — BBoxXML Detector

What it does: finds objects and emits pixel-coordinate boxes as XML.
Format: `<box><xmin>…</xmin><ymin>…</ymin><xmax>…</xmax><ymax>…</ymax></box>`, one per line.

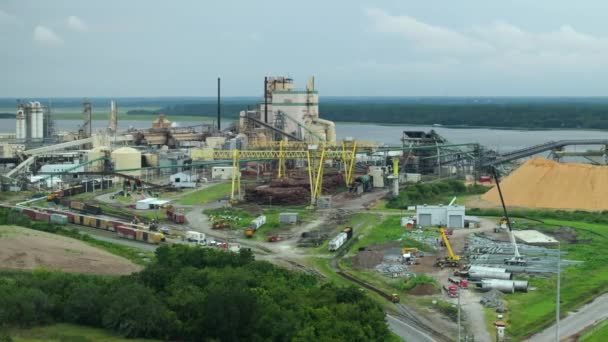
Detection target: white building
<box><xmin>170</xmin><ymin>172</ymin><xmax>198</xmax><ymax>188</ymax></box>
<box><xmin>212</xmin><ymin>166</ymin><xmax>236</xmax><ymax>180</ymax></box>
<box><xmin>416</xmin><ymin>205</ymin><xmax>465</xmax><ymax>229</ymax></box>
<box><xmin>135</xmin><ymin>198</ymin><xmax>170</xmax><ymax>210</ymax></box>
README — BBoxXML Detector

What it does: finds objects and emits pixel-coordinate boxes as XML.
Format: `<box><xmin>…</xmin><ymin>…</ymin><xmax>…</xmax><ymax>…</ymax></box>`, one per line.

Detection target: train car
<box><xmin>245</xmin><ymin>215</ymin><xmax>267</xmax><ymax>238</ymax></box>
<box><xmin>328</xmin><ymin>232</ymin><xmax>348</xmax><ymax>252</ymax></box>
<box><xmin>116</xmin><ymin>226</ymin><xmax>136</xmax><ymax>240</ymax></box>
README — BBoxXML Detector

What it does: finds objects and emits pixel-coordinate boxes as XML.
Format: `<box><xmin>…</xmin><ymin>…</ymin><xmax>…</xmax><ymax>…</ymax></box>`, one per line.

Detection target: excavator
<box><xmin>490</xmin><ymin>167</ymin><xmax>527</xmax><ymax>266</ymax></box>
<box><xmin>435</xmin><ymin>227</ymin><xmax>461</xmax><ymax>268</ymax></box>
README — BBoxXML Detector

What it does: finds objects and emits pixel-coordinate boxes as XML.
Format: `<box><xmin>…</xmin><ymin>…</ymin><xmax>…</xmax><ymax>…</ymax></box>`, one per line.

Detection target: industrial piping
<box><xmin>469</xmin><ymin>270</ymin><xmax>513</xmax><ymax>280</ymax></box>
<box><xmin>468</xmin><ymin>265</ymin><xmax>508</xmax><ymax>273</ymax></box>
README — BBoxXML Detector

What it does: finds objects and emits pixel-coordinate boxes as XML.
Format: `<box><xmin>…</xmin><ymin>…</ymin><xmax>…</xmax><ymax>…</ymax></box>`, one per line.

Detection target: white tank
<box><xmin>16</xmin><ymin>110</ymin><xmax>25</xmax><ymax>140</ymax></box>
<box><xmin>36</xmin><ymin>102</ymin><xmax>44</xmax><ymax>139</ymax></box>
<box><xmin>88</xmin><ymin>146</ymin><xmax>109</xmax><ymax>172</ymax></box>
<box><xmin>111</xmin><ymin>147</ymin><xmax>142</xmax><ymax>177</ymax></box>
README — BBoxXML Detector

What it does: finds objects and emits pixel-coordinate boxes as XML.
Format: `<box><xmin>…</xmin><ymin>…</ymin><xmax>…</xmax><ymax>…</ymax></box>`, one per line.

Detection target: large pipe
<box><xmin>469</xmin><ymin>271</ymin><xmax>513</xmax><ymax>280</ymax></box>
<box><xmin>480</xmin><ymin>279</ymin><xmax>515</xmax><ymax>293</ymax></box>
<box><xmin>479</xmin><ymin>279</ymin><xmax>528</xmax><ymax>293</ymax></box>
<box><xmin>468</xmin><ymin>265</ymin><xmax>508</xmax><ymax>273</ymax></box>
<box><xmin>264</xmin><ymin>77</ymin><xmax>268</xmax><ymax>123</ymax></box>
<box><xmin>217</xmin><ymin>77</ymin><xmax>221</xmax><ymax>130</ymax></box>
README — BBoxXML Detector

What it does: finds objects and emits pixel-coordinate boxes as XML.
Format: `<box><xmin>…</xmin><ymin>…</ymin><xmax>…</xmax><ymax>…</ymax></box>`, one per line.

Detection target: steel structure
<box><xmin>217</xmin><ymin>142</ymin><xmax>358</xmax><ymax>205</ymax></box>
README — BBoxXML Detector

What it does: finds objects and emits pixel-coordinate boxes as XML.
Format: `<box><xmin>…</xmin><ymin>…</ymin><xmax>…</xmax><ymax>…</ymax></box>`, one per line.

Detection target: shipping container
<box><xmin>50</xmin><ymin>214</ymin><xmax>68</xmax><ymax>225</ymax></box>
<box><xmin>35</xmin><ymin>212</ymin><xmax>50</xmax><ymax>222</ymax></box>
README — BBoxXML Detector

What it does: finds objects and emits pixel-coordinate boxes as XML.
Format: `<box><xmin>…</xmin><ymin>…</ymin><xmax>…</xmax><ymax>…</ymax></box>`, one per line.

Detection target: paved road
<box><xmin>386</xmin><ymin>315</ymin><xmax>436</xmax><ymax>342</ymax></box>
<box><xmin>527</xmin><ymin>293</ymin><xmax>608</xmax><ymax>341</ymax></box>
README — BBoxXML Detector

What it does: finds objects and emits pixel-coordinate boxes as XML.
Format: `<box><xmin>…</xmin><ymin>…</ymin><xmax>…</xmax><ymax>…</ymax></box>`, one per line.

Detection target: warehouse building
<box><xmin>416</xmin><ymin>204</ymin><xmax>465</xmax><ymax>228</ymax></box>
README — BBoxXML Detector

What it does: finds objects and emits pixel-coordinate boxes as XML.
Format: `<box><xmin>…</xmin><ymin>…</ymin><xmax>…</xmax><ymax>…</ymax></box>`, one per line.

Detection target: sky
<box><xmin>1</xmin><ymin>0</ymin><xmax>608</xmax><ymax>97</ymax></box>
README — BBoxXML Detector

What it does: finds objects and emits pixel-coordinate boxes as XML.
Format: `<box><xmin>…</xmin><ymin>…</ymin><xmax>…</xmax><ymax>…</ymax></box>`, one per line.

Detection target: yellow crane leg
<box><xmin>312</xmin><ymin>148</ymin><xmax>326</xmax><ymax>206</ymax></box>
<box><xmin>230</xmin><ymin>149</ymin><xmax>240</xmax><ymax>202</ymax></box>
<box><xmin>278</xmin><ymin>140</ymin><xmax>286</xmax><ymax>179</ymax></box>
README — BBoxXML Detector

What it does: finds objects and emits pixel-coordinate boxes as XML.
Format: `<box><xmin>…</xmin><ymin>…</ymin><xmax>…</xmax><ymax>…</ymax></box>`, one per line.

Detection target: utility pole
<box><xmin>217</xmin><ymin>77</ymin><xmax>221</xmax><ymax>131</ymax></box>
<box><xmin>556</xmin><ymin>241</ymin><xmax>561</xmax><ymax>341</ymax></box>
<box><xmin>458</xmin><ymin>287</ymin><xmax>461</xmax><ymax>342</ymax></box>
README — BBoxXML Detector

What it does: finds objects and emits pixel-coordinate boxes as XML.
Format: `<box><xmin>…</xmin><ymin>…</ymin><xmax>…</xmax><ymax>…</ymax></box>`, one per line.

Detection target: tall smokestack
<box><xmin>109</xmin><ymin>100</ymin><xmax>118</xmax><ymax>132</ymax></box>
<box><xmin>217</xmin><ymin>77</ymin><xmax>221</xmax><ymax>131</ymax></box>
<box><xmin>264</xmin><ymin>77</ymin><xmax>268</xmax><ymax>123</ymax></box>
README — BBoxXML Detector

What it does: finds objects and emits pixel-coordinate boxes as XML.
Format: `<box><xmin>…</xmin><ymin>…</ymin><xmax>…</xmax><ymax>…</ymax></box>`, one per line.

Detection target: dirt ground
<box><xmin>0</xmin><ymin>225</ymin><xmax>142</xmax><ymax>275</ymax></box>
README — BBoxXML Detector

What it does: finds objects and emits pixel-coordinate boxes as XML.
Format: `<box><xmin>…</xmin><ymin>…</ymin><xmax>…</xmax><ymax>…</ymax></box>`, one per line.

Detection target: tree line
<box><xmin>127</xmin><ymin>101</ymin><xmax>608</xmax><ymax>129</ymax></box>
<box><xmin>387</xmin><ymin>180</ymin><xmax>487</xmax><ymax>209</ymax></box>
<box><xmin>0</xmin><ymin>209</ymin><xmax>389</xmax><ymax>341</ymax></box>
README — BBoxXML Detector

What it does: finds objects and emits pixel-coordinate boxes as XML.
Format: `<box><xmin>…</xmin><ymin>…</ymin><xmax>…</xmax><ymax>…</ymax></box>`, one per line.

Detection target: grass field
<box><xmin>10</xmin><ymin>323</ymin><xmax>157</xmax><ymax>342</ymax></box>
<box><xmin>580</xmin><ymin>320</ymin><xmax>608</xmax><ymax>342</ymax></box>
<box><xmin>348</xmin><ymin>215</ymin><xmax>434</xmax><ymax>253</ymax></box>
<box><xmin>502</xmin><ymin>219</ymin><xmax>608</xmax><ymax>340</ymax></box>
<box><xmin>176</xmin><ymin>182</ymin><xmax>232</xmax><ymax>205</ymax></box>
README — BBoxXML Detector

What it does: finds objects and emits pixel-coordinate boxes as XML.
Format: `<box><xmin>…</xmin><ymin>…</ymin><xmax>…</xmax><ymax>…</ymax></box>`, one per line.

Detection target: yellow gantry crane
<box><xmin>214</xmin><ymin>141</ymin><xmax>359</xmax><ymax>206</ymax></box>
<box><xmin>435</xmin><ymin>227</ymin><xmax>461</xmax><ymax>268</ymax></box>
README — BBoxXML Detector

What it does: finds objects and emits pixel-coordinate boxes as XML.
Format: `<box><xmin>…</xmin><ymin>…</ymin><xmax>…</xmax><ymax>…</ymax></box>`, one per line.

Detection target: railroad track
<box><xmin>329</xmin><ymin>233</ymin><xmax>454</xmax><ymax>342</ymax></box>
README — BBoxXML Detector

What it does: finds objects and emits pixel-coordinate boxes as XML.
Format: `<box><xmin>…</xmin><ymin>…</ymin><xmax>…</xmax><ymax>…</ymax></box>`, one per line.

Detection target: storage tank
<box><xmin>87</xmin><ymin>146</ymin><xmax>109</xmax><ymax>172</ymax></box>
<box><xmin>34</xmin><ymin>101</ymin><xmax>43</xmax><ymax>139</ymax></box>
<box><xmin>143</xmin><ymin>153</ymin><xmax>159</xmax><ymax>167</ymax></box>
<box><xmin>111</xmin><ymin>147</ymin><xmax>141</xmax><ymax>176</ymax></box>
<box><xmin>16</xmin><ymin>110</ymin><xmax>25</xmax><ymax>140</ymax></box>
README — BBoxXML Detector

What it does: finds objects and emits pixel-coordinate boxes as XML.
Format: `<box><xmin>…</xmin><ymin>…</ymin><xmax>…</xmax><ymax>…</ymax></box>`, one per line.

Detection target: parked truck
<box><xmin>185</xmin><ymin>231</ymin><xmax>206</xmax><ymax>245</ymax></box>
<box><xmin>443</xmin><ymin>284</ymin><xmax>459</xmax><ymax>298</ymax></box>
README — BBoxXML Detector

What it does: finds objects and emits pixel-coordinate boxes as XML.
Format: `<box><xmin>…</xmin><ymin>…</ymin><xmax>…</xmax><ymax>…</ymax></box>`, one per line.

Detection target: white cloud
<box><xmin>364</xmin><ymin>8</ymin><xmax>608</xmax><ymax>72</ymax></box>
<box><xmin>66</xmin><ymin>15</ymin><xmax>88</xmax><ymax>32</ymax></box>
<box><xmin>364</xmin><ymin>8</ymin><xmax>494</xmax><ymax>55</ymax></box>
<box><xmin>33</xmin><ymin>25</ymin><xmax>63</xmax><ymax>46</ymax></box>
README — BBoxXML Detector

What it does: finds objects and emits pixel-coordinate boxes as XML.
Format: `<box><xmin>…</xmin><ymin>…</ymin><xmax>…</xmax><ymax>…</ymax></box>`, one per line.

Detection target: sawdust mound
<box><xmin>482</xmin><ymin>158</ymin><xmax>608</xmax><ymax>210</ymax></box>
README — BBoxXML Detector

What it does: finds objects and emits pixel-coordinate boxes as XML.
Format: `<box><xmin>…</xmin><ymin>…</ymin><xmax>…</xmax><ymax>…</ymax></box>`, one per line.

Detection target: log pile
<box><xmin>245</xmin><ymin>173</ymin><xmax>344</xmax><ymax>205</ymax></box>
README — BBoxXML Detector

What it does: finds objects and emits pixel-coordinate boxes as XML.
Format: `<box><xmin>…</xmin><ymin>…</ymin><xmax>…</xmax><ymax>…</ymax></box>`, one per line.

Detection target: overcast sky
<box><xmin>2</xmin><ymin>0</ymin><xmax>608</xmax><ymax>97</ymax></box>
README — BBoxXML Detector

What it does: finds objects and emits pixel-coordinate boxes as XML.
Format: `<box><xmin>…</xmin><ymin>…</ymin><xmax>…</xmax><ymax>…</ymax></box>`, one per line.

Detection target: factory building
<box><xmin>416</xmin><ymin>205</ymin><xmax>465</xmax><ymax>229</ymax></box>
<box><xmin>238</xmin><ymin>76</ymin><xmax>336</xmax><ymax>144</ymax></box>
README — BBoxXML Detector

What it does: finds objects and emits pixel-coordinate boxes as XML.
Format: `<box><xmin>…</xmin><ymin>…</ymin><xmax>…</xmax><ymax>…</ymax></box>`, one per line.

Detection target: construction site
<box><xmin>1</xmin><ymin>76</ymin><xmax>607</xmax><ymax>342</ymax></box>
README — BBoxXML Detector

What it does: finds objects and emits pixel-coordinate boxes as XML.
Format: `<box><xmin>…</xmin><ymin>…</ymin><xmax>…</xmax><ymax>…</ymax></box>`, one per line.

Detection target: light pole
<box><xmin>556</xmin><ymin>241</ymin><xmax>561</xmax><ymax>341</ymax></box>
<box><xmin>457</xmin><ymin>285</ymin><xmax>461</xmax><ymax>341</ymax></box>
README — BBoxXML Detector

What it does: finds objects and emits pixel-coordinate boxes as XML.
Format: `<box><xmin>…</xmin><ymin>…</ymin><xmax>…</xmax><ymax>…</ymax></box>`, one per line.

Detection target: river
<box><xmin>0</xmin><ymin>119</ymin><xmax>606</xmax><ymax>153</ymax></box>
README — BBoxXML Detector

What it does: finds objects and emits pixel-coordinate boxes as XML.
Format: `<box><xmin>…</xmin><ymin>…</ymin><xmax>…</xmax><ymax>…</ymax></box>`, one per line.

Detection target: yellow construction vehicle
<box><xmin>401</xmin><ymin>247</ymin><xmax>420</xmax><ymax>256</ymax></box>
<box><xmin>435</xmin><ymin>227</ymin><xmax>460</xmax><ymax>268</ymax></box>
<box><xmin>390</xmin><ymin>293</ymin><xmax>400</xmax><ymax>303</ymax></box>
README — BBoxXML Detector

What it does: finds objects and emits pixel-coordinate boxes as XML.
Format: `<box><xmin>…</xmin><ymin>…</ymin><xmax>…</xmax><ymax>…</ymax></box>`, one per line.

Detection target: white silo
<box><xmin>16</xmin><ymin>110</ymin><xmax>25</xmax><ymax>140</ymax></box>
<box><xmin>28</xmin><ymin>102</ymin><xmax>37</xmax><ymax>139</ymax></box>
<box><xmin>34</xmin><ymin>101</ymin><xmax>43</xmax><ymax>139</ymax></box>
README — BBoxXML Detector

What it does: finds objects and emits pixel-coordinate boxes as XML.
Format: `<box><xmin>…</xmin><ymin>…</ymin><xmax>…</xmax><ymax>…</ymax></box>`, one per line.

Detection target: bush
<box><xmin>0</xmin><ymin>244</ymin><xmax>390</xmax><ymax>341</ymax></box>
<box><xmin>387</xmin><ymin>180</ymin><xmax>486</xmax><ymax>209</ymax></box>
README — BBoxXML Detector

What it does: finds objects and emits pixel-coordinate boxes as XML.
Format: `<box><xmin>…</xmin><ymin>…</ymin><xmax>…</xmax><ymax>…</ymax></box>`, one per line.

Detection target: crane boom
<box><xmin>491</xmin><ymin>167</ymin><xmax>526</xmax><ymax>265</ymax></box>
<box><xmin>440</xmin><ymin>228</ymin><xmax>460</xmax><ymax>261</ymax></box>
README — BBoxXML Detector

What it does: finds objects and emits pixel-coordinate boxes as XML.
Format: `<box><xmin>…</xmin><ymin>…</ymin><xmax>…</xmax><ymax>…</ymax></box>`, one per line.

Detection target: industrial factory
<box><xmin>0</xmin><ymin>75</ymin><xmax>602</xmax><ymax>342</ymax></box>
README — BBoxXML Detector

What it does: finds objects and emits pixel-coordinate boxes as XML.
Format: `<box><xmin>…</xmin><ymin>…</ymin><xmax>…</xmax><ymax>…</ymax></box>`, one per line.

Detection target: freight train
<box><xmin>328</xmin><ymin>227</ymin><xmax>353</xmax><ymax>251</ymax></box>
<box><xmin>1</xmin><ymin>204</ymin><xmax>165</xmax><ymax>244</ymax></box>
<box><xmin>245</xmin><ymin>215</ymin><xmax>267</xmax><ymax>238</ymax></box>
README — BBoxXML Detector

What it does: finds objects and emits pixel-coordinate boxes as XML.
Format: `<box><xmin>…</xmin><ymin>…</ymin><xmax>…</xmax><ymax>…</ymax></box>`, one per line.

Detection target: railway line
<box><xmin>328</xmin><ymin>234</ymin><xmax>454</xmax><ymax>342</ymax></box>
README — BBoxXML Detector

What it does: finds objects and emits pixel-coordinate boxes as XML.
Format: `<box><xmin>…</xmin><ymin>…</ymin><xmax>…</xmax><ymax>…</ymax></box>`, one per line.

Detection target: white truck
<box><xmin>185</xmin><ymin>231</ymin><xmax>206</xmax><ymax>245</ymax></box>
